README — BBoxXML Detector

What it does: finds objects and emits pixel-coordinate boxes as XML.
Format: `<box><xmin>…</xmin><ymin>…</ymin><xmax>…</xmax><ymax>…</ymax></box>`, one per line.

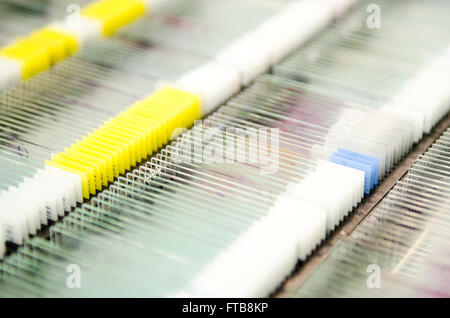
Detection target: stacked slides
<box><xmin>1</xmin><ymin>0</ymin><xmax>449</xmax><ymax>298</ymax></box>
